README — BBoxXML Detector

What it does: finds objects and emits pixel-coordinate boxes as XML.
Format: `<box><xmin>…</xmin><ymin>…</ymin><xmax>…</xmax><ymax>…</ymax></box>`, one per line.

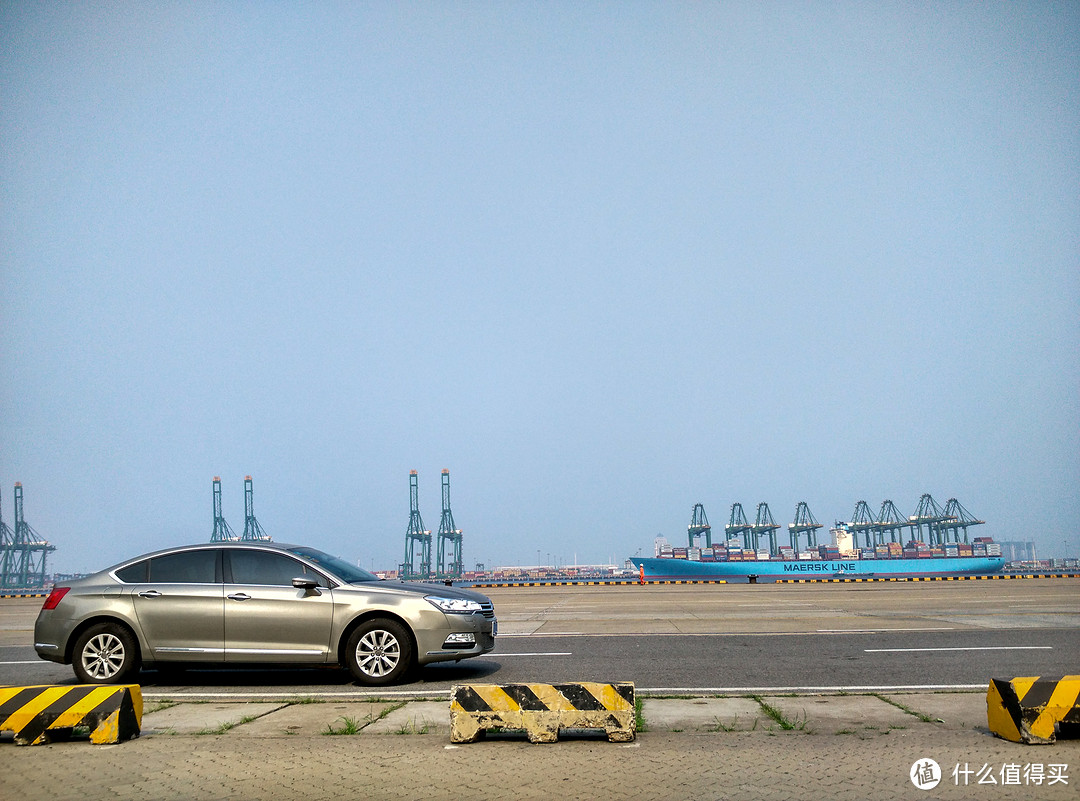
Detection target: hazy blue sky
<box><xmin>2</xmin><ymin>2</ymin><xmax>1077</xmax><ymax>574</ymax></box>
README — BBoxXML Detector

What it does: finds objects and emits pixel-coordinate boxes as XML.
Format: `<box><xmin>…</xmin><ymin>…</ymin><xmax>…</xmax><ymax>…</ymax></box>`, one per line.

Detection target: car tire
<box><xmin>72</xmin><ymin>622</ymin><xmax>140</xmax><ymax>684</ymax></box>
<box><xmin>345</xmin><ymin>618</ymin><xmax>414</xmax><ymax>685</ymax></box>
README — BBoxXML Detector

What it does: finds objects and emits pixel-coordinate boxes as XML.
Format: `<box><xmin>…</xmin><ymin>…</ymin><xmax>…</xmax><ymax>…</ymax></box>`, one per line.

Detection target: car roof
<box><xmin>107</xmin><ymin>540</ymin><xmax>303</xmax><ymax>566</ymax></box>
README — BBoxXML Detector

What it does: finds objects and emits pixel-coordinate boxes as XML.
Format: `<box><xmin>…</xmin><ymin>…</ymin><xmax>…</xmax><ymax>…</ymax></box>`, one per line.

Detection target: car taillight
<box><xmin>41</xmin><ymin>587</ymin><xmax>70</xmax><ymax>610</ymax></box>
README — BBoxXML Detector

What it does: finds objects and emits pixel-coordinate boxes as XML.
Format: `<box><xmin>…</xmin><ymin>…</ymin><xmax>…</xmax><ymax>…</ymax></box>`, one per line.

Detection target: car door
<box><xmin>223</xmin><ymin>549</ymin><xmax>335</xmax><ymax>663</ymax></box>
<box><xmin>125</xmin><ymin>548</ymin><xmax>225</xmax><ymax>662</ymax></box>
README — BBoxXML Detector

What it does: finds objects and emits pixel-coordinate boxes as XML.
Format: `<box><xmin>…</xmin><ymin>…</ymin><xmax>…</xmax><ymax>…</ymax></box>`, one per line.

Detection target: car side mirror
<box><xmin>292</xmin><ymin>576</ymin><xmax>320</xmax><ymax>591</ymax></box>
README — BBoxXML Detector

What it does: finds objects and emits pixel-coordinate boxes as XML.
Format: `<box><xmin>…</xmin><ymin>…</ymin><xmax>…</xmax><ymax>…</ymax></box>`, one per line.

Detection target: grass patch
<box><xmin>144</xmin><ymin>700</ymin><xmax>178</xmax><ymax>715</ymax></box>
<box><xmin>323</xmin><ymin>701</ymin><xmax>406</xmax><ymax>735</ymax></box>
<box><xmin>394</xmin><ymin>718</ymin><xmax>431</xmax><ymax>735</ymax></box>
<box><xmin>635</xmin><ymin>697</ymin><xmax>648</xmax><ymax>733</ymax></box>
<box><xmin>706</xmin><ymin>715</ymin><xmax>740</xmax><ymax>733</ymax></box>
<box><xmin>752</xmin><ymin>696</ymin><xmax>810</xmax><ymax>732</ymax></box>
<box><xmin>324</xmin><ymin>715</ymin><xmax>366</xmax><ymax>735</ymax></box>
<box><xmin>872</xmin><ymin>693</ymin><xmax>935</xmax><ymax>723</ymax></box>
<box><xmin>195</xmin><ymin>714</ymin><xmax>258</xmax><ymax>736</ymax></box>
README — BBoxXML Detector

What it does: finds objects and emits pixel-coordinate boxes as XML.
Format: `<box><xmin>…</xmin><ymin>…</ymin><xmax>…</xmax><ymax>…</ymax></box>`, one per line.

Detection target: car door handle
<box><xmin>227</xmin><ymin>592</ymin><xmax>252</xmax><ymax>602</ymax></box>
<box><xmin>138</xmin><ymin>590</ymin><xmax>162</xmax><ymax>598</ymax></box>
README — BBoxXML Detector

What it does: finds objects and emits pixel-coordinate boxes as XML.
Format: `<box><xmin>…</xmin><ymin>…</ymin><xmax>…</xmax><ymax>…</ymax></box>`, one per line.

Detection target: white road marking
<box><xmin>501</xmin><ymin>629</ymin><xmax>958</xmax><ymax>637</ymax></box>
<box><xmin>865</xmin><ymin>646</ymin><xmax>1052</xmax><ymax>653</ymax></box>
<box><xmin>142</xmin><ymin>683</ymin><xmax>991</xmax><ymax>701</ymax></box>
<box><xmin>817</xmin><ymin>627</ymin><xmax>956</xmax><ymax>633</ymax></box>
<box><xmin>493</xmin><ymin>652</ymin><xmax>572</xmax><ymax>657</ymax></box>
<box><xmin>640</xmin><ymin>684</ymin><xmax>990</xmax><ymax>693</ymax></box>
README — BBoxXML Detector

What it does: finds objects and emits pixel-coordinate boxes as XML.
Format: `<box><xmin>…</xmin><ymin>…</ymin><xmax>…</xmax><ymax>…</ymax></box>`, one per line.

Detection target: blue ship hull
<box><xmin>630</xmin><ymin>555</ymin><xmax>1005</xmax><ymax>582</ymax></box>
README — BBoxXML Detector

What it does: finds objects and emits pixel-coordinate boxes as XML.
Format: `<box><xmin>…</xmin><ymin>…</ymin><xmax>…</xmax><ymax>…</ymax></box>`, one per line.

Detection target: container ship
<box><xmin>630</xmin><ymin>535</ymin><xmax>1005</xmax><ymax>582</ymax></box>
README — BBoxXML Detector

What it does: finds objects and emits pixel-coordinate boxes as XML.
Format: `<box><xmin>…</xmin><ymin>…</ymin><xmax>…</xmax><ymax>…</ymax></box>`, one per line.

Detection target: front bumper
<box><xmin>418</xmin><ymin>614</ymin><xmax>497</xmax><ymax>665</ymax></box>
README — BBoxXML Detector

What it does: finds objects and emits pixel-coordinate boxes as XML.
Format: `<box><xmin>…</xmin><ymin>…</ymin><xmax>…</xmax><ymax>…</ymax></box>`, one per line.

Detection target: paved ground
<box><xmin>4</xmin><ymin>692</ymin><xmax>1078</xmax><ymax>800</ymax></box>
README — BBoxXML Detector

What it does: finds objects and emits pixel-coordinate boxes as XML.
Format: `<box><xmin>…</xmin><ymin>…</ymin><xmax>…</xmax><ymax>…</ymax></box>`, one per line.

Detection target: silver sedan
<box><xmin>34</xmin><ymin>541</ymin><xmax>496</xmax><ymax>685</ymax></box>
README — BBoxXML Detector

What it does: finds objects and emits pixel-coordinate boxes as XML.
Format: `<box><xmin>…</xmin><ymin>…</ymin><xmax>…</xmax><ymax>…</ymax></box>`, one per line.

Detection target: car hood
<box><xmin>345</xmin><ymin>580</ymin><xmax>490</xmax><ymax>603</ymax></box>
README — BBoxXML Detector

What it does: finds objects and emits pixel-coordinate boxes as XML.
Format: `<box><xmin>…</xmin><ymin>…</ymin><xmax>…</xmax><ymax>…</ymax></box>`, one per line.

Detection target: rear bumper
<box><xmin>33</xmin><ymin>642</ymin><xmax>66</xmax><ymax>664</ymax></box>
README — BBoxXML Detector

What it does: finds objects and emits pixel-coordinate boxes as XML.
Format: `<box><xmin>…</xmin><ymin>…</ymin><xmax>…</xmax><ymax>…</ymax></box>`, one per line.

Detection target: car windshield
<box><xmin>286</xmin><ymin>546</ymin><xmax>380</xmax><ymax>584</ymax></box>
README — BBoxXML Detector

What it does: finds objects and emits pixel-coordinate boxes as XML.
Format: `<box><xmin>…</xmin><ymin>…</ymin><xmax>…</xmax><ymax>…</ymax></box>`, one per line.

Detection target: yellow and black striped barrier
<box><xmin>472</xmin><ymin>580</ymin><xmax>726</xmax><ymax>588</ymax></box>
<box><xmin>987</xmin><ymin>675</ymin><xmax>1080</xmax><ymax>744</ymax></box>
<box><xmin>473</xmin><ymin>574</ymin><xmax>1079</xmax><ymax>588</ymax></box>
<box><xmin>0</xmin><ymin>684</ymin><xmax>142</xmax><ymax>745</ymax></box>
<box><xmin>777</xmin><ymin>573</ymin><xmax>1080</xmax><ymax>584</ymax></box>
<box><xmin>450</xmin><ymin>681</ymin><xmax>635</xmax><ymax>743</ymax></box>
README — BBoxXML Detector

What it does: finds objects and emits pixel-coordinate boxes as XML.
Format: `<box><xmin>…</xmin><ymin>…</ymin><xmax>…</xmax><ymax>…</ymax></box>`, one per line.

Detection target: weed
<box><xmin>324</xmin><ymin>716</ymin><xmax>365</xmax><ymax>735</ymax></box>
<box><xmin>395</xmin><ymin>718</ymin><xmax>431</xmax><ymax>735</ymax></box>
<box><xmin>195</xmin><ymin>714</ymin><xmax>258</xmax><ymax>736</ymax></box>
<box><xmin>322</xmin><ymin>701</ymin><xmax>407</xmax><ymax>735</ymax></box>
<box><xmin>635</xmin><ymin>697</ymin><xmax>648</xmax><ymax>733</ymax></box>
<box><xmin>145</xmin><ymin>701</ymin><xmax>178</xmax><ymax>715</ymax></box>
<box><xmin>872</xmin><ymin>693</ymin><xmax>935</xmax><ymax>723</ymax></box>
<box><xmin>752</xmin><ymin>696</ymin><xmax>810</xmax><ymax>732</ymax></box>
<box><xmin>706</xmin><ymin>715</ymin><xmax>739</xmax><ymax>733</ymax></box>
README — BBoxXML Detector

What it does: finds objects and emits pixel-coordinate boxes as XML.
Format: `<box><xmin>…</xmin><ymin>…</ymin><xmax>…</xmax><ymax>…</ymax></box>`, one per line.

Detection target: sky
<box><xmin>2</xmin><ymin>2</ymin><xmax>1078</xmax><ymax>574</ymax></box>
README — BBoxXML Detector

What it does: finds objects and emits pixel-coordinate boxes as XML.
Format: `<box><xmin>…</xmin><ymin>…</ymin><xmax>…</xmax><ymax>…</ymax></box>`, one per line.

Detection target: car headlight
<box><xmin>425</xmin><ymin>596</ymin><xmax>483</xmax><ymax>614</ymax></box>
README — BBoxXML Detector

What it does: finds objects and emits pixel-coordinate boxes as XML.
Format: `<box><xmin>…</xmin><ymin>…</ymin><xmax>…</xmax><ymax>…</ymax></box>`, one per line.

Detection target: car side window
<box><xmin>147</xmin><ymin>550</ymin><xmax>219</xmax><ymax>583</ymax></box>
<box><xmin>228</xmin><ymin>550</ymin><xmax>326</xmax><ymax>587</ymax></box>
<box><xmin>115</xmin><ymin>559</ymin><xmax>149</xmax><ymax>583</ymax></box>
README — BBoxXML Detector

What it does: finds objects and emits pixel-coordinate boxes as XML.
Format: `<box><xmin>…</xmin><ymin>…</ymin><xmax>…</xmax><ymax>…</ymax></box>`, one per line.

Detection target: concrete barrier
<box><xmin>450</xmin><ymin>682</ymin><xmax>635</xmax><ymax>743</ymax></box>
<box><xmin>0</xmin><ymin>684</ymin><xmax>142</xmax><ymax>745</ymax></box>
<box><xmin>987</xmin><ymin>675</ymin><xmax>1080</xmax><ymax>744</ymax></box>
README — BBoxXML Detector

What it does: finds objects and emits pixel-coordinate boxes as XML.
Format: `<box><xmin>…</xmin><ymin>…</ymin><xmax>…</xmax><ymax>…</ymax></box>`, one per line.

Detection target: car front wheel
<box><xmin>345</xmin><ymin>618</ymin><xmax>414</xmax><ymax>685</ymax></box>
<box><xmin>72</xmin><ymin>622</ymin><xmax>139</xmax><ymax>684</ymax></box>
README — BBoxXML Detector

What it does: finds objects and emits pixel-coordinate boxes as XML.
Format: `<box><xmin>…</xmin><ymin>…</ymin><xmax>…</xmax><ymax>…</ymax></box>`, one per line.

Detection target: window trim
<box><xmin>112</xmin><ymin>548</ymin><xmax>222</xmax><ymax>584</ymax></box>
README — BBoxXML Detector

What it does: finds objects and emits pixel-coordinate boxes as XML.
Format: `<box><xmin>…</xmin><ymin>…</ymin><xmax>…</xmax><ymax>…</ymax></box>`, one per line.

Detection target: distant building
<box><xmin>998</xmin><ymin>541</ymin><xmax>1038</xmax><ymax>562</ymax></box>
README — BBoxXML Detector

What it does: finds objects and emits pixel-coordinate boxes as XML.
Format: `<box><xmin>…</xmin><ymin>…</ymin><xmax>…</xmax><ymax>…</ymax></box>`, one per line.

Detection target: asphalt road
<box><xmin>3</xmin><ymin>578</ymin><xmax>1077</xmax><ymax>698</ymax></box>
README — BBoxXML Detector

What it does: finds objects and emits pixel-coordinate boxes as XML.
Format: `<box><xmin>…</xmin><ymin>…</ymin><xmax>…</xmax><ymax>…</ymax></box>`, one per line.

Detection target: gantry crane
<box><xmin>436</xmin><ymin>470</ymin><xmax>463</xmax><ymax>579</ymax></box>
<box><xmin>401</xmin><ymin>470</ymin><xmax>431</xmax><ymax>579</ymax></box>
<box><xmin>0</xmin><ymin>484</ymin><xmax>55</xmax><ymax>589</ymax></box>
<box><xmin>788</xmin><ymin>501</ymin><xmax>822</xmax><ymax>551</ymax></box>
<box><xmin>938</xmin><ymin>498</ymin><xmax>985</xmax><ymax>544</ymax></box>
<box><xmin>209</xmin><ymin>477</ymin><xmax>238</xmax><ymax>542</ymax></box>
<box><xmin>241</xmin><ymin>476</ymin><xmax>272</xmax><ymax>541</ymax></box>
<box><xmin>687</xmin><ymin>503</ymin><xmax>712</xmax><ymax>549</ymax></box>
<box><xmin>909</xmin><ymin>493</ymin><xmax>950</xmax><ymax>545</ymax></box>
<box><xmin>875</xmin><ymin>500</ymin><xmax>910</xmax><ymax>544</ymax></box>
<box><xmin>725</xmin><ymin>503</ymin><xmax>753</xmax><ymax>550</ymax></box>
<box><xmin>848</xmin><ymin>501</ymin><xmax>878</xmax><ymax>549</ymax></box>
<box><xmin>752</xmin><ymin>502</ymin><xmax>781</xmax><ymax>555</ymax></box>
<box><xmin>0</xmin><ymin>490</ymin><xmax>14</xmax><ymax>586</ymax></box>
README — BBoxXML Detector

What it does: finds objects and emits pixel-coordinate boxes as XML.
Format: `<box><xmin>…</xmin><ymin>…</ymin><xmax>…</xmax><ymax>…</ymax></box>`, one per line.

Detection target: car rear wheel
<box><xmin>72</xmin><ymin>622</ymin><xmax>139</xmax><ymax>684</ymax></box>
<box><xmin>345</xmin><ymin>618</ymin><xmax>414</xmax><ymax>685</ymax></box>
